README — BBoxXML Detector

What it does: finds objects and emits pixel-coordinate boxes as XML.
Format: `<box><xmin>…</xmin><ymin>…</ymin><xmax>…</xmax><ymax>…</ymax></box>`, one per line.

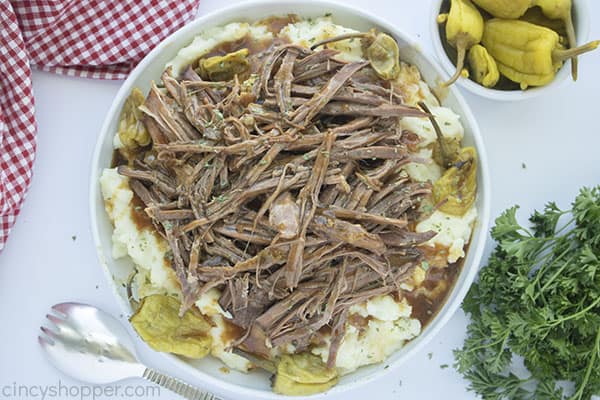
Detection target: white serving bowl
<box><xmin>430</xmin><ymin>0</ymin><xmax>591</xmax><ymax>101</ymax></box>
<box><xmin>90</xmin><ymin>1</ymin><xmax>491</xmax><ymax>398</ymax></box>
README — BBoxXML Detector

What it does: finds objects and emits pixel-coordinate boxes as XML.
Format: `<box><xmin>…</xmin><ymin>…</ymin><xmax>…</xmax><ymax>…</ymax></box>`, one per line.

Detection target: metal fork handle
<box><xmin>142</xmin><ymin>368</ymin><xmax>222</xmax><ymax>400</ymax></box>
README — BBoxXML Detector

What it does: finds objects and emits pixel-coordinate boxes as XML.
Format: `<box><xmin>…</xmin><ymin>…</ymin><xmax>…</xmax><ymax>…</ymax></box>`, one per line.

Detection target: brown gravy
<box><xmin>110</xmin><ymin>148</ymin><xmax>128</xmax><ymax>168</ymax></box>
<box><xmin>221</xmin><ymin>318</ymin><xmax>245</xmax><ymax>343</ymax></box>
<box><xmin>111</xmin><ymin>149</ymin><xmax>153</xmax><ymax>231</ymax></box>
<box><xmin>130</xmin><ymin>192</ymin><xmax>153</xmax><ymax>231</ymax></box>
<box><xmin>348</xmin><ymin>313</ymin><xmax>371</xmax><ymax>330</ymax></box>
<box><xmin>203</xmin><ymin>34</ymin><xmax>272</xmax><ymax>59</ymax></box>
<box><xmin>259</xmin><ymin>14</ymin><xmax>300</xmax><ymax>34</ymax></box>
<box><xmin>404</xmin><ymin>263</ymin><xmax>461</xmax><ymax>327</ymax></box>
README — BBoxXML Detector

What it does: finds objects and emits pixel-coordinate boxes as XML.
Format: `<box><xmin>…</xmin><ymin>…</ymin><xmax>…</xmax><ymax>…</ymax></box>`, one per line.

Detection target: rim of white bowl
<box><xmin>429</xmin><ymin>0</ymin><xmax>591</xmax><ymax>101</ymax></box>
<box><xmin>90</xmin><ymin>1</ymin><xmax>492</xmax><ymax>398</ymax></box>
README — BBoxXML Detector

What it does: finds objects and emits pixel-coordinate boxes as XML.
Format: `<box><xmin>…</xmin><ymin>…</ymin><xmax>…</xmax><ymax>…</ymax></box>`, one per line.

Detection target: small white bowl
<box><xmin>430</xmin><ymin>0</ymin><xmax>591</xmax><ymax>101</ymax></box>
<box><xmin>90</xmin><ymin>1</ymin><xmax>491</xmax><ymax>398</ymax></box>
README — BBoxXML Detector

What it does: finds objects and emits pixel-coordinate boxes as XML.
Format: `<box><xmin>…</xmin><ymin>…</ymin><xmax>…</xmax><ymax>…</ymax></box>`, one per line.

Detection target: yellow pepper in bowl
<box><xmin>472</xmin><ymin>0</ymin><xmax>578</xmax><ymax>79</ymax></box>
<box><xmin>471</xmin><ymin>0</ymin><xmax>531</xmax><ymax>18</ymax></box>
<box><xmin>482</xmin><ymin>19</ymin><xmax>599</xmax><ymax>89</ymax></box>
<box><xmin>437</xmin><ymin>0</ymin><xmax>484</xmax><ymax>86</ymax></box>
<box><xmin>467</xmin><ymin>44</ymin><xmax>499</xmax><ymax>88</ymax></box>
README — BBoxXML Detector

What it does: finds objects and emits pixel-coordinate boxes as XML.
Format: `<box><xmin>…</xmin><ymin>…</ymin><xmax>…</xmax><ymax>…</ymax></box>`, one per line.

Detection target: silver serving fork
<box><xmin>38</xmin><ymin>302</ymin><xmax>221</xmax><ymax>400</ymax></box>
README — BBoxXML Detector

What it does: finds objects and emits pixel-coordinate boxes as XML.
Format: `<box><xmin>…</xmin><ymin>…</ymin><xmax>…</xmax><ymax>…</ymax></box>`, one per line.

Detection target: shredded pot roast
<box><xmin>116</xmin><ymin>37</ymin><xmax>443</xmax><ymax>367</ymax></box>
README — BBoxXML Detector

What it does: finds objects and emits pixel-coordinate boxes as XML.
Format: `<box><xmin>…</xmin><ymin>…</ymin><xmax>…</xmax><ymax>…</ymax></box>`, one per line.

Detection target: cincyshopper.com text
<box><xmin>1</xmin><ymin>380</ymin><xmax>160</xmax><ymax>399</ymax></box>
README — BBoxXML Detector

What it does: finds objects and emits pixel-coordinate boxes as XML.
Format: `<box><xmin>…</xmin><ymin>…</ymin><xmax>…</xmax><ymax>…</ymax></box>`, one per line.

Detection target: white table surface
<box><xmin>1</xmin><ymin>1</ymin><xmax>599</xmax><ymax>399</ymax></box>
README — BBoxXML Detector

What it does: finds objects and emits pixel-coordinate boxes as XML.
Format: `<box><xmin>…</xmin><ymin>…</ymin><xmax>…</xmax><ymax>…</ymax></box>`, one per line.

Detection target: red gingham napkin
<box><xmin>0</xmin><ymin>0</ymin><xmax>200</xmax><ymax>251</ymax></box>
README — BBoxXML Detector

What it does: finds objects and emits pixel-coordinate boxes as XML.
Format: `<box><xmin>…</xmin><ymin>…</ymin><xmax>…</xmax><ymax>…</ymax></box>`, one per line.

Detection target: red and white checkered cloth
<box><xmin>0</xmin><ymin>0</ymin><xmax>200</xmax><ymax>251</ymax></box>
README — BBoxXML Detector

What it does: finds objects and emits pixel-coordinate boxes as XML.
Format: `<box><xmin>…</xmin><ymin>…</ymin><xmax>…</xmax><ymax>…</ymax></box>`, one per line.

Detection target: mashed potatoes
<box><xmin>417</xmin><ymin>207</ymin><xmax>478</xmax><ymax>264</ymax></box>
<box><xmin>102</xmin><ymin>15</ymin><xmax>477</xmax><ymax>377</ymax></box>
<box><xmin>100</xmin><ymin>169</ymin><xmax>179</xmax><ymax>295</ymax></box>
<box><xmin>312</xmin><ymin>296</ymin><xmax>420</xmax><ymax>374</ymax></box>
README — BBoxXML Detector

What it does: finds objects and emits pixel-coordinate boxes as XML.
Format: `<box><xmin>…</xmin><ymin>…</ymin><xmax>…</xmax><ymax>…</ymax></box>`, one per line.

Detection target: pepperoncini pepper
<box><xmin>198</xmin><ymin>48</ymin><xmax>250</xmax><ymax>81</ymax></box>
<box><xmin>365</xmin><ymin>32</ymin><xmax>401</xmax><ymax>80</ymax></box>
<box><xmin>437</xmin><ymin>0</ymin><xmax>484</xmax><ymax>87</ymax></box>
<box><xmin>482</xmin><ymin>19</ymin><xmax>599</xmax><ymax>89</ymax></box>
<box><xmin>519</xmin><ymin>7</ymin><xmax>566</xmax><ymax>38</ymax></box>
<box><xmin>472</xmin><ymin>0</ymin><xmax>578</xmax><ymax>80</ymax></box>
<box><xmin>272</xmin><ymin>353</ymin><xmax>338</xmax><ymax>395</ymax></box>
<box><xmin>471</xmin><ymin>0</ymin><xmax>531</xmax><ymax>19</ymax></box>
<box><xmin>118</xmin><ymin>87</ymin><xmax>150</xmax><ymax>150</ymax></box>
<box><xmin>434</xmin><ymin>147</ymin><xmax>477</xmax><ymax>216</ymax></box>
<box><xmin>468</xmin><ymin>44</ymin><xmax>499</xmax><ymax>87</ymax></box>
<box><xmin>533</xmin><ymin>0</ymin><xmax>578</xmax><ymax>80</ymax></box>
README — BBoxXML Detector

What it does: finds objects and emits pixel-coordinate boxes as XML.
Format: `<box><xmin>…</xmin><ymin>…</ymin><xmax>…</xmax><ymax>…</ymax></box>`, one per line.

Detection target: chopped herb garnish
<box><xmin>213</xmin><ymin>110</ymin><xmax>224</xmax><ymax>121</ymax></box>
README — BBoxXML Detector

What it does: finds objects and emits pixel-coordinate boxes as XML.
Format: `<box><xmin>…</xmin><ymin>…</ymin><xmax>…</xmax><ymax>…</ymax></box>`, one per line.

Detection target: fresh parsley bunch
<box><xmin>455</xmin><ymin>187</ymin><xmax>600</xmax><ymax>400</ymax></box>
